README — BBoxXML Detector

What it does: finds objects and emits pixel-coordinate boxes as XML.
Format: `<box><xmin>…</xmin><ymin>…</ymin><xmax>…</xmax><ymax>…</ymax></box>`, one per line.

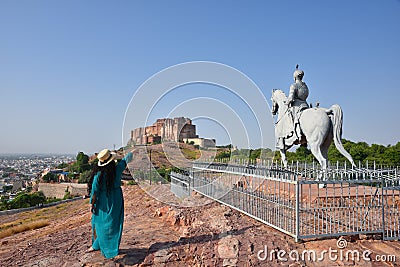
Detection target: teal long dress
<box><xmin>90</xmin><ymin>152</ymin><xmax>132</xmax><ymax>258</ymax></box>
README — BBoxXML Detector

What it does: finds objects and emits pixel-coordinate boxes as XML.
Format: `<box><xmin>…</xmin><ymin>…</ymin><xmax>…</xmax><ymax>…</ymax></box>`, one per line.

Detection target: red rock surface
<box><xmin>0</xmin><ymin>185</ymin><xmax>399</xmax><ymax>267</ymax></box>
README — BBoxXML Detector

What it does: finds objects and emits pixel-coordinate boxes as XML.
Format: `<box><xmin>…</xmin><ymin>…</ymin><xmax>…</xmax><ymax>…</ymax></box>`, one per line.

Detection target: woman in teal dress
<box><xmin>87</xmin><ymin>149</ymin><xmax>133</xmax><ymax>258</ymax></box>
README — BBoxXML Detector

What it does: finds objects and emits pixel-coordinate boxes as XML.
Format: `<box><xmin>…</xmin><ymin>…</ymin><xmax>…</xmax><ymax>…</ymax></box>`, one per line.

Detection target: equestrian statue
<box><xmin>271</xmin><ymin>65</ymin><xmax>355</xmax><ymax>172</ymax></box>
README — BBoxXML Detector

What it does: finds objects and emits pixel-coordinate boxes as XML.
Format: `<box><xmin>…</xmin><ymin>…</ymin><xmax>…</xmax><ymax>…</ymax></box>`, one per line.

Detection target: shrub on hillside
<box><xmin>9</xmin><ymin>192</ymin><xmax>46</xmax><ymax>209</ymax></box>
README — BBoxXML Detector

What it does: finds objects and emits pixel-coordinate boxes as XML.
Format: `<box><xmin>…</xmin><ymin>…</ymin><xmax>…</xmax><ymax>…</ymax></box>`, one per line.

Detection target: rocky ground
<box><xmin>0</xmin><ymin>185</ymin><xmax>399</xmax><ymax>267</ymax></box>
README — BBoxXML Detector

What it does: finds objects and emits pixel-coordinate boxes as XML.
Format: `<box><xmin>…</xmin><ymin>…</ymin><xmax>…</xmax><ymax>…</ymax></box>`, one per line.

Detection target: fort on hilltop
<box><xmin>130</xmin><ymin>117</ymin><xmax>215</xmax><ymax>148</ymax></box>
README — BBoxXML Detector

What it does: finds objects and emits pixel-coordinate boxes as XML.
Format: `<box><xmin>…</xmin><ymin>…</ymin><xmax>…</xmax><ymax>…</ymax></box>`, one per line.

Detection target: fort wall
<box><xmin>131</xmin><ymin>117</ymin><xmax>198</xmax><ymax>145</ymax></box>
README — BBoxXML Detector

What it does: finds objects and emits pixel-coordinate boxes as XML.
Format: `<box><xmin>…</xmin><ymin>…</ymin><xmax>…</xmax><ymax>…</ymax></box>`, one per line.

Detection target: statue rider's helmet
<box><xmin>293</xmin><ymin>64</ymin><xmax>304</xmax><ymax>81</ymax></box>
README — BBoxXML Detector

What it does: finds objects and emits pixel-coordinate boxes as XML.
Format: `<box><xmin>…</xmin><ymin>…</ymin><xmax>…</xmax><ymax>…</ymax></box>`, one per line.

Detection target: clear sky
<box><xmin>1</xmin><ymin>0</ymin><xmax>399</xmax><ymax>154</ymax></box>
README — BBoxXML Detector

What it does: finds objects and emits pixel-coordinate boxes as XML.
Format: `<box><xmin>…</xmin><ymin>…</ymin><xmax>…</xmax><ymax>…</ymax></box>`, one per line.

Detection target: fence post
<box><xmin>188</xmin><ymin>168</ymin><xmax>192</xmax><ymax>194</ymax></box>
<box><xmin>295</xmin><ymin>180</ymin><xmax>300</xmax><ymax>242</ymax></box>
<box><xmin>381</xmin><ymin>175</ymin><xmax>385</xmax><ymax>240</ymax></box>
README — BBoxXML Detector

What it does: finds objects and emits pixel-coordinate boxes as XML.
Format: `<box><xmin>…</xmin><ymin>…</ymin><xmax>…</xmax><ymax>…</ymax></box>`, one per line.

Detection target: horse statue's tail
<box><xmin>327</xmin><ymin>104</ymin><xmax>356</xmax><ymax>167</ymax></box>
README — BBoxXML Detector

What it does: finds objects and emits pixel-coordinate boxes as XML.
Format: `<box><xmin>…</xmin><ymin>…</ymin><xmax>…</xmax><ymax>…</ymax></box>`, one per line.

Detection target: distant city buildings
<box><xmin>130</xmin><ymin>117</ymin><xmax>216</xmax><ymax>148</ymax></box>
<box><xmin>0</xmin><ymin>154</ymin><xmax>73</xmax><ymax>200</ymax></box>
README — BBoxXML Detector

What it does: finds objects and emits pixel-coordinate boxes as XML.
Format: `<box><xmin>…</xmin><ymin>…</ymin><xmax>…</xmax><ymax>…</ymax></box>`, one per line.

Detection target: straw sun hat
<box><xmin>97</xmin><ymin>149</ymin><xmax>117</xmax><ymax>167</ymax></box>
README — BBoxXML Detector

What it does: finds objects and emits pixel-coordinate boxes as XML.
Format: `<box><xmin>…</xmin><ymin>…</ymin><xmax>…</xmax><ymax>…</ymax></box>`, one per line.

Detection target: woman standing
<box><xmin>87</xmin><ymin>149</ymin><xmax>133</xmax><ymax>258</ymax></box>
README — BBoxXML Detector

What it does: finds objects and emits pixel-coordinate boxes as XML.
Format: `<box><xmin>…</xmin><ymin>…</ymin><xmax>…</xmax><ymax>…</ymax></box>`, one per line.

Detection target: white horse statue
<box><xmin>271</xmin><ymin>89</ymin><xmax>355</xmax><ymax>171</ymax></box>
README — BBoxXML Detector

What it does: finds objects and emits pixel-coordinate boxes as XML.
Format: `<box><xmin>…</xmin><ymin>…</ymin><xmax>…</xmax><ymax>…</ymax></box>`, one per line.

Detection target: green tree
<box><xmin>9</xmin><ymin>191</ymin><xmax>46</xmax><ymax>209</ymax></box>
<box><xmin>273</xmin><ymin>151</ymin><xmax>281</xmax><ymax>161</ymax></box>
<box><xmin>286</xmin><ymin>146</ymin><xmax>314</xmax><ymax>162</ymax></box>
<box><xmin>67</xmin><ymin>173</ymin><xmax>75</xmax><ymax>181</ymax></box>
<box><xmin>3</xmin><ymin>184</ymin><xmax>13</xmax><ymax>192</ymax></box>
<box><xmin>11</xmin><ymin>194</ymin><xmax>31</xmax><ymax>208</ymax></box>
<box><xmin>366</xmin><ymin>144</ymin><xmax>386</xmax><ymax>163</ymax></box>
<box><xmin>78</xmin><ymin>170</ymin><xmax>92</xmax><ymax>184</ymax></box>
<box><xmin>249</xmin><ymin>149</ymin><xmax>261</xmax><ymax>161</ymax></box>
<box><xmin>0</xmin><ymin>198</ymin><xmax>10</xmax><ymax>211</ymax></box>
<box><xmin>349</xmin><ymin>142</ymin><xmax>369</xmax><ymax>162</ymax></box>
<box><xmin>42</xmin><ymin>172</ymin><xmax>57</xmax><ymax>182</ymax></box>
<box><xmin>57</xmin><ymin>162</ymin><xmax>69</xmax><ymax>169</ymax></box>
<box><xmin>69</xmin><ymin>152</ymin><xmax>91</xmax><ymax>173</ymax></box>
<box><xmin>215</xmin><ymin>150</ymin><xmax>231</xmax><ymax>159</ymax></box>
<box><xmin>76</xmin><ymin>152</ymin><xmax>90</xmax><ymax>172</ymax></box>
<box><xmin>383</xmin><ymin>142</ymin><xmax>400</xmax><ymax>166</ymax></box>
<box><xmin>259</xmin><ymin>148</ymin><xmax>274</xmax><ymax>159</ymax></box>
<box><xmin>29</xmin><ymin>191</ymin><xmax>46</xmax><ymax>206</ymax></box>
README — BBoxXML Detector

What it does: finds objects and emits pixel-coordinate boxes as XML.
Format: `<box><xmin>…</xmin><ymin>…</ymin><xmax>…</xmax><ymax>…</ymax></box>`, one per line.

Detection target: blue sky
<box><xmin>0</xmin><ymin>0</ymin><xmax>399</xmax><ymax>154</ymax></box>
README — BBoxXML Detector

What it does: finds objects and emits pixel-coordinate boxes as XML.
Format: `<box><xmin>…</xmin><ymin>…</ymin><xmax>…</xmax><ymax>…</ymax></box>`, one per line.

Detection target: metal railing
<box><xmin>171</xmin><ymin>161</ymin><xmax>400</xmax><ymax>241</ymax></box>
<box><xmin>170</xmin><ymin>172</ymin><xmax>190</xmax><ymax>198</ymax></box>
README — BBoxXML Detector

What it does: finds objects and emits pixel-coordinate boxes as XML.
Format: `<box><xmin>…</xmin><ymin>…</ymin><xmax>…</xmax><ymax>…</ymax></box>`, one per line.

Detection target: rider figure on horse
<box><xmin>287</xmin><ymin>65</ymin><xmax>309</xmax><ymax>141</ymax></box>
<box><xmin>275</xmin><ymin>65</ymin><xmax>310</xmax><ymax>150</ymax></box>
<box><xmin>273</xmin><ymin>66</ymin><xmax>355</xmax><ymax>169</ymax></box>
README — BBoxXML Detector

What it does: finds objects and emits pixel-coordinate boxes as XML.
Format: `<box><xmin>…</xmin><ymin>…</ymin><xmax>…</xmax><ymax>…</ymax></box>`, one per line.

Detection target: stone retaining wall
<box><xmin>38</xmin><ymin>183</ymin><xmax>88</xmax><ymax>199</ymax></box>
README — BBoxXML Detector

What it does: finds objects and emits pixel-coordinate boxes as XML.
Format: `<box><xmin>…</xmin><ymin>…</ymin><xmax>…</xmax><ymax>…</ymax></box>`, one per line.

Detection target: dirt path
<box><xmin>0</xmin><ymin>185</ymin><xmax>399</xmax><ymax>267</ymax></box>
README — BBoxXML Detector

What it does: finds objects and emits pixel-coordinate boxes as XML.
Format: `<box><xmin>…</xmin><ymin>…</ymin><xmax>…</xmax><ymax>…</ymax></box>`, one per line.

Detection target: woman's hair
<box><xmin>87</xmin><ymin>163</ymin><xmax>98</xmax><ymax>195</ymax></box>
<box><xmin>88</xmin><ymin>160</ymin><xmax>116</xmax><ymax>195</ymax></box>
<box><xmin>99</xmin><ymin>162</ymin><xmax>116</xmax><ymax>194</ymax></box>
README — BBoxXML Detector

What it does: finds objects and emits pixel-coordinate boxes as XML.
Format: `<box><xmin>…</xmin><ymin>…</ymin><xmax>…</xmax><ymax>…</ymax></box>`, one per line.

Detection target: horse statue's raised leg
<box><xmin>279</xmin><ymin>148</ymin><xmax>288</xmax><ymax>168</ymax></box>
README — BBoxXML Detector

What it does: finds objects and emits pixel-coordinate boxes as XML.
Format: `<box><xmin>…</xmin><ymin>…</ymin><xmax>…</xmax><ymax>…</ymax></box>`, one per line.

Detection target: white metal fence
<box><xmin>171</xmin><ymin>162</ymin><xmax>400</xmax><ymax>241</ymax></box>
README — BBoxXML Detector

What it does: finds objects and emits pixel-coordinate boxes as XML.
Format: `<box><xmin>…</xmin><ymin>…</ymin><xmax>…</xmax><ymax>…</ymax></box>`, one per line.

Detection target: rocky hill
<box><xmin>127</xmin><ymin>143</ymin><xmax>216</xmax><ymax>171</ymax></box>
<box><xmin>0</xmin><ymin>184</ymin><xmax>399</xmax><ymax>267</ymax></box>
